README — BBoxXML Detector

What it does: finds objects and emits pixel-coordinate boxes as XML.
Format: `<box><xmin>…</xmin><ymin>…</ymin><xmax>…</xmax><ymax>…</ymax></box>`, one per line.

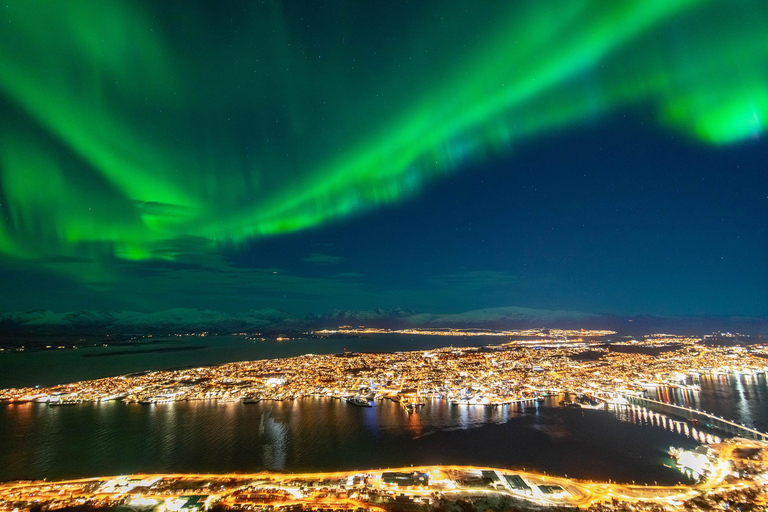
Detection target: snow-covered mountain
<box><xmin>0</xmin><ymin>308</ymin><xmax>294</xmax><ymax>334</ymax></box>
<box><xmin>304</xmin><ymin>307</ymin><xmax>418</xmax><ymax>327</ymax></box>
<box><xmin>0</xmin><ymin>306</ymin><xmax>765</xmax><ymax>336</ymax></box>
<box><xmin>303</xmin><ymin>306</ymin><xmax>598</xmax><ymax>329</ymax></box>
<box><xmin>404</xmin><ymin>306</ymin><xmax>599</xmax><ymax>328</ymax></box>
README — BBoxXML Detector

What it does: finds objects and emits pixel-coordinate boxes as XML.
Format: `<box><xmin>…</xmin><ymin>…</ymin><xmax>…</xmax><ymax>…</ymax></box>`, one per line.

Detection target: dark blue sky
<box><xmin>1</xmin><ymin>111</ymin><xmax>765</xmax><ymax>317</ymax></box>
<box><xmin>219</xmin><ymin>114</ymin><xmax>766</xmax><ymax>316</ymax></box>
<box><xmin>0</xmin><ymin>1</ymin><xmax>766</xmax><ymax>318</ymax></box>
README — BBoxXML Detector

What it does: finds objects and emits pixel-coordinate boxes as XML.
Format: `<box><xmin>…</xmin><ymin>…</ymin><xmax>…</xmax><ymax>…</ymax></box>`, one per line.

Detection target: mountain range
<box><xmin>0</xmin><ymin>306</ymin><xmax>765</xmax><ymax>336</ymax></box>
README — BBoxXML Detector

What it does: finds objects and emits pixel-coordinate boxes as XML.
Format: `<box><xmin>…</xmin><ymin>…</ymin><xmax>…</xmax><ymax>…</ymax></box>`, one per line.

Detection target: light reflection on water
<box><xmin>611</xmin><ymin>403</ymin><xmax>722</xmax><ymax>445</ymax></box>
<box><xmin>647</xmin><ymin>373</ymin><xmax>768</xmax><ymax>432</ymax></box>
<box><xmin>1</xmin><ymin>373</ymin><xmax>763</xmax><ymax>485</ymax></box>
<box><xmin>0</xmin><ymin>397</ymin><xmax>699</xmax><ymax>485</ymax></box>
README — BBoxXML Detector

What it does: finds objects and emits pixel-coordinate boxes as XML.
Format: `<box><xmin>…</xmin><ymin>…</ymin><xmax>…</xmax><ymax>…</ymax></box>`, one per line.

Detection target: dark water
<box><xmin>1</xmin><ymin>337</ymin><xmax>764</xmax><ymax>485</ymax></box>
<box><xmin>0</xmin><ymin>334</ymin><xmax>497</xmax><ymax>388</ymax></box>
<box><xmin>648</xmin><ymin>373</ymin><xmax>768</xmax><ymax>432</ymax></box>
<box><xmin>0</xmin><ymin>397</ymin><xmax>699</xmax><ymax>484</ymax></box>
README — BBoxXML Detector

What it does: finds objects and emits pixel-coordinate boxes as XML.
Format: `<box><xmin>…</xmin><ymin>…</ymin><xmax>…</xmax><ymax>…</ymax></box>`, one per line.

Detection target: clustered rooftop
<box><xmin>1</xmin><ymin>334</ymin><xmax>766</xmax><ymax>406</ymax></box>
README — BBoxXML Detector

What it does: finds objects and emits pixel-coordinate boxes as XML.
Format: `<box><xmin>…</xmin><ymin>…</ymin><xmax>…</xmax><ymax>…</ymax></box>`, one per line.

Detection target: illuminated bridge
<box><xmin>622</xmin><ymin>394</ymin><xmax>768</xmax><ymax>441</ymax></box>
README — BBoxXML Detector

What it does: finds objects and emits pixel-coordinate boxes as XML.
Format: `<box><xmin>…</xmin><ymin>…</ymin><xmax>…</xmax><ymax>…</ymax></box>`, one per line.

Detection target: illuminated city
<box><xmin>2</xmin><ymin>332</ymin><xmax>766</xmax><ymax>409</ymax></box>
<box><xmin>2</xmin><ymin>440</ymin><xmax>768</xmax><ymax>512</ymax></box>
<box><xmin>3</xmin><ymin>327</ymin><xmax>768</xmax><ymax>511</ymax></box>
<box><xmin>1</xmin><ymin>0</ymin><xmax>767</xmax><ymax>510</ymax></box>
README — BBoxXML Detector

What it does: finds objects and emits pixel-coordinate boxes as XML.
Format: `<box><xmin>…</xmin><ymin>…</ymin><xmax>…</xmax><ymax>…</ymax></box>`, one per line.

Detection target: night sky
<box><xmin>0</xmin><ymin>1</ymin><xmax>766</xmax><ymax>316</ymax></box>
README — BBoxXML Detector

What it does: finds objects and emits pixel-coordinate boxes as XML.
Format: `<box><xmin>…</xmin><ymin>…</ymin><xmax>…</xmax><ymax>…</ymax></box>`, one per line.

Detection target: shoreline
<box><xmin>0</xmin><ymin>439</ymin><xmax>758</xmax><ymax>511</ymax></box>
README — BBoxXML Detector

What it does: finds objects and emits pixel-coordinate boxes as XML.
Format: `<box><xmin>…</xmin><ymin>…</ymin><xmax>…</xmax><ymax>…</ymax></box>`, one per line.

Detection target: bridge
<box><xmin>622</xmin><ymin>394</ymin><xmax>768</xmax><ymax>441</ymax></box>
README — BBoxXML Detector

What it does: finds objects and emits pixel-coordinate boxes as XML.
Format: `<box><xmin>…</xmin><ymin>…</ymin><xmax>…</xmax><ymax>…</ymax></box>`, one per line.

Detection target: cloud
<box><xmin>302</xmin><ymin>253</ymin><xmax>344</xmax><ymax>265</ymax></box>
<box><xmin>429</xmin><ymin>270</ymin><xmax>520</xmax><ymax>290</ymax></box>
<box><xmin>336</xmin><ymin>272</ymin><xmax>364</xmax><ymax>278</ymax></box>
<box><xmin>105</xmin><ymin>252</ymin><xmax>366</xmax><ymax>312</ymax></box>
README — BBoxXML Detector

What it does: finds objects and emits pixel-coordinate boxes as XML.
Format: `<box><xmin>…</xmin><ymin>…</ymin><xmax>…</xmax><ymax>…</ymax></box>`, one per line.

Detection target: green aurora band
<box><xmin>0</xmin><ymin>1</ymin><xmax>766</xmax><ymax>281</ymax></box>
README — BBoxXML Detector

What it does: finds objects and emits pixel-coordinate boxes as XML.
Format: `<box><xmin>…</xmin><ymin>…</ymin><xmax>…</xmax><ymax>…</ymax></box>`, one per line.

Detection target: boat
<box><xmin>345</xmin><ymin>396</ymin><xmax>373</xmax><ymax>407</ymax></box>
<box><xmin>48</xmin><ymin>399</ymin><xmax>82</xmax><ymax>406</ymax></box>
<box><xmin>241</xmin><ymin>396</ymin><xmax>261</xmax><ymax>404</ymax></box>
<box><xmin>576</xmin><ymin>394</ymin><xmax>601</xmax><ymax>407</ymax></box>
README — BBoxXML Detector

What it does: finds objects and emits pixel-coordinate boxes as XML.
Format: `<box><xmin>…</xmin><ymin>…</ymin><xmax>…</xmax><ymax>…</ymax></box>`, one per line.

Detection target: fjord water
<box><xmin>1</xmin><ymin>335</ymin><xmax>766</xmax><ymax>484</ymax></box>
<box><xmin>647</xmin><ymin>373</ymin><xmax>768</xmax><ymax>433</ymax></box>
<box><xmin>0</xmin><ymin>397</ymin><xmax>700</xmax><ymax>484</ymax></box>
<box><xmin>0</xmin><ymin>334</ymin><xmax>496</xmax><ymax>388</ymax></box>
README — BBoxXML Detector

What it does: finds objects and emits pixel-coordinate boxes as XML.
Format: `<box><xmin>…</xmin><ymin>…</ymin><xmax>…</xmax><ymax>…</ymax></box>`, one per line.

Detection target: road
<box><xmin>1</xmin><ymin>441</ymin><xmax>763</xmax><ymax>511</ymax></box>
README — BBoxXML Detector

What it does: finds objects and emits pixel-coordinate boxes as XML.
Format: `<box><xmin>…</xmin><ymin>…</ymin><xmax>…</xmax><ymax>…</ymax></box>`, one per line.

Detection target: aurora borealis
<box><xmin>0</xmin><ymin>1</ymin><xmax>766</xmax><ymax>315</ymax></box>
